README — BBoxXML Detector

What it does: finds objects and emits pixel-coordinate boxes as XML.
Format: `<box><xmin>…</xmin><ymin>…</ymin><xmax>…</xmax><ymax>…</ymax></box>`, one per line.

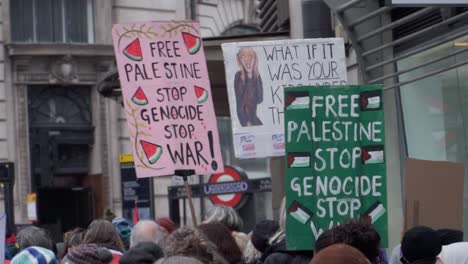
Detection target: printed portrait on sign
<box><xmin>234</xmin><ymin>47</ymin><xmax>264</xmax><ymax>127</ymax></box>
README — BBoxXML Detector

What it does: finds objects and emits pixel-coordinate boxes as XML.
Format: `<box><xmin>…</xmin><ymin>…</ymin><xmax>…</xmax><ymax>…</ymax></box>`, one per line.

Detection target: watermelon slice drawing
<box><xmin>131</xmin><ymin>87</ymin><xmax>148</xmax><ymax>106</ymax></box>
<box><xmin>182</xmin><ymin>32</ymin><xmax>202</xmax><ymax>55</ymax></box>
<box><xmin>140</xmin><ymin>140</ymin><xmax>163</xmax><ymax>164</ymax></box>
<box><xmin>123</xmin><ymin>38</ymin><xmax>143</xmax><ymax>61</ymax></box>
<box><xmin>195</xmin><ymin>86</ymin><xmax>209</xmax><ymax>103</ymax></box>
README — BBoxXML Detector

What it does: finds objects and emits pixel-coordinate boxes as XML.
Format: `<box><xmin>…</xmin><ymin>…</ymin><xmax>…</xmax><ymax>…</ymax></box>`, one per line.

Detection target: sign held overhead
<box><xmin>222</xmin><ymin>38</ymin><xmax>347</xmax><ymax>159</ymax></box>
<box><xmin>112</xmin><ymin>21</ymin><xmax>224</xmax><ymax>177</ymax></box>
<box><xmin>284</xmin><ymin>85</ymin><xmax>388</xmax><ymax>250</ymax></box>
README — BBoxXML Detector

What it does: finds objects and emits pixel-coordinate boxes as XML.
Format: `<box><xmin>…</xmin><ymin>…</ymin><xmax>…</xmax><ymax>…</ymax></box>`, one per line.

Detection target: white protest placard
<box><xmin>222</xmin><ymin>38</ymin><xmax>347</xmax><ymax>158</ymax></box>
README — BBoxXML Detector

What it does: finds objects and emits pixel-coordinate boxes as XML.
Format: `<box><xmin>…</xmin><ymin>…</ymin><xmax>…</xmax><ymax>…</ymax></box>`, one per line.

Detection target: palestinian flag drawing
<box><xmin>362</xmin><ymin>145</ymin><xmax>385</xmax><ymax>165</ymax></box>
<box><xmin>363</xmin><ymin>201</ymin><xmax>386</xmax><ymax>224</ymax></box>
<box><xmin>360</xmin><ymin>90</ymin><xmax>382</xmax><ymax>111</ymax></box>
<box><xmin>285</xmin><ymin>91</ymin><xmax>310</xmax><ymax>110</ymax></box>
<box><xmin>288</xmin><ymin>200</ymin><xmax>313</xmax><ymax>225</ymax></box>
<box><xmin>287</xmin><ymin>152</ymin><xmax>311</xmax><ymax>168</ymax></box>
<box><xmin>140</xmin><ymin>140</ymin><xmax>163</xmax><ymax>164</ymax></box>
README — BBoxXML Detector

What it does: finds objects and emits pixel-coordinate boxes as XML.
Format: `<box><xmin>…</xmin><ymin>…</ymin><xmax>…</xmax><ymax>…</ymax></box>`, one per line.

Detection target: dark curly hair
<box><xmin>165</xmin><ymin>227</ymin><xmax>218</xmax><ymax>263</ymax></box>
<box><xmin>198</xmin><ymin>223</ymin><xmax>243</xmax><ymax>264</ymax></box>
<box><xmin>315</xmin><ymin>220</ymin><xmax>381</xmax><ymax>264</ymax></box>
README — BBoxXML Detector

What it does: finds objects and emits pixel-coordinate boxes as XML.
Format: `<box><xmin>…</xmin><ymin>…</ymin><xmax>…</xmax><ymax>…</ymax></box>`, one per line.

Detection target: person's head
<box><xmin>165</xmin><ymin>227</ymin><xmax>218</xmax><ymax>263</ymax></box>
<box><xmin>11</xmin><ymin>246</ymin><xmax>57</xmax><ymax>264</ymax></box>
<box><xmin>83</xmin><ymin>219</ymin><xmax>125</xmax><ymax>252</ymax></box>
<box><xmin>250</xmin><ymin>220</ymin><xmax>279</xmax><ymax>253</ymax></box>
<box><xmin>130</xmin><ymin>220</ymin><xmax>165</xmax><ymax>248</ymax></box>
<box><xmin>111</xmin><ymin>217</ymin><xmax>133</xmax><ymax>250</ymax></box>
<box><xmin>401</xmin><ymin>226</ymin><xmax>442</xmax><ymax>264</ymax></box>
<box><xmin>156</xmin><ymin>217</ymin><xmax>176</xmax><ymax>240</ymax></box>
<box><xmin>60</xmin><ymin>228</ymin><xmax>84</xmax><ymax>260</ymax></box>
<box><xmin>436</xmin><ymin>229</ymin><xmax>463</xmax><ymax>246</ymax></box>
<box><xmin>244</xmin><ymin>238</ymin><xmax>261</xmax><ymax>264</ymax></box>
<box><xmin>17</xmin><ymin>226</ymin><xmax>54</xmax><ymax>251</ymax></box>
<box><xmin>198</xmin><ymin>223</ymin><xmax>243</xmax><ymax>264</ymax></box>
<box><xmin>155</xmin><ymin>256</ymin><xmax>204</xmax><ymax>264</ymax></box>
<box><xmin>63</xmin><ymin>243</ymin><xmax>113</xmax><ymax>264</ymax></box>
<box><xmin>326</xmin><ymin>220</ymin><xmax>381</xmax><ymax>263</ymax></box>
<box><xmin>204</xmin><ymin>205</ymin><xmax>243</xmax><ymax>232</ymax></box>
<box><xmin>119</xmin><ymin>242</ymin><xmax>164</xmax><ymax>264</ymax></box>
<box><xmin>315</xmin><ymin>229</ymin><xmax>335</xmax><ymax>252</ymax></box>
<box><xmin>237</xmin><ymin>47</ymin><xmax>258</xmax><ymax>78</ymax></box>
<box><xmin>311</xmin><ymin>244</ymin><xmax>370</xmax><ymax>264</ymax></box>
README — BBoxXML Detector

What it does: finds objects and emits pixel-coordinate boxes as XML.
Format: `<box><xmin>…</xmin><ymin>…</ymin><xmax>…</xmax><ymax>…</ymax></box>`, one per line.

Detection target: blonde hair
<box><xmin>236</xmin><ymin>47</ymin><xmax>259</xmax><ymax>82</ymax></box>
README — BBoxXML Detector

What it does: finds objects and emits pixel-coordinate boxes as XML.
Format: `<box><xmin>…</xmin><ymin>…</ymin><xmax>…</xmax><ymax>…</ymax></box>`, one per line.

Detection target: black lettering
<box><xmin>270</xmin><ymin>86</ymin><xmax>282</xmax><ymax>104</ymax></box>
<box><xmin>173</xmin><ymin>41</ymin><xmax>181</xmax><ymax>57</ymax></box>
<box><xmin>180</xmin><ymin>86</ymin><xmax>187</xmax><ymax>101</ymax></box>
<box><xmin>164</xmin><ymin>125</ymin><xmax>172</xmax><ymax>139</ymax></box>
<box><xmin>156</xmin><ymin>88</ymin><xmax>165</xmax><ymax>102</ymax></box>
<box><xmin>135</xmin><ymin>64</ymin><xmax>145</xmax><ymax>81</ymax></box>
<box><xmin>195</xmin><ymin>141</ymin><xmax>208</xmax><ymax>165</ymax></box>
<box><xmin>193</xmin><ymin>62</ymin><xmax>201</xmax><ymax>79</ymax></box>
<box><xmin>124</xmin><ymin>64</ymin><xmax>132</xmax><ymax>82</ymax></box>
<box><xmin>188</xmin><ymin>124</ymin><xmax>195</xmax><ymax>139</ymax></box>
<box><xmin>150</xmin><ymin>107</ymin><xmax>159</xmax><ymax>122</ymax></box>
<box><xmin>331</xmin><ymin>61</ymin><xmax>339</xmax><ymax>78</ymax></box>
<box><xmin>263</xmin><ymin>46</ymin><xmax>275</xmax><ymax>61</ymax></box>
<box><xmin>150</xmin><ymin>42</ymin><xmax>157</xmax><ymax>57</ymax></box>
<box><xmin>292</xmin><ymin>63</ymin><xmax>302</xmax><ymax>80</ymax></box>
<box><xmin>157</xmin><ymin>41</ymin><xmax>166</xmax><ymax>57</ymax></box>
<box><xmin>186</xmin><ymin>143</ymin><xmax>196</xmax><ymax>165</ymax></box>
<box><xmin>267</xmin><ymin>64</ymin><xmax>281</xmax><ymax>81</ymax></box>
<box><xmin>151</xmin><ymin>62</ymin><xmax>161</xmax><ymax>78</ymax></box>
<box><xmin>167</xmin><ymin>143</ymin><xmax>184</xmax><ymax>164</ymax></box>
<box><xmin>164</xmin><ymin>63</ymin><xmax>173</xmax><ymax>79</ymax></box>
<box><xmin>140</xmin><ymin>109</ymin><xmax>149</xmax><ymax>124</ymax></box>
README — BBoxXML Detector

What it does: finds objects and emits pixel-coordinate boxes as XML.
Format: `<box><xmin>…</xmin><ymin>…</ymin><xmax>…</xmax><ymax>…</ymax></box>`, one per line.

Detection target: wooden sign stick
<box><xmin>175</xmin><ymin>169</ymin><xmax>197</xmax><ymax>227</ymax></box>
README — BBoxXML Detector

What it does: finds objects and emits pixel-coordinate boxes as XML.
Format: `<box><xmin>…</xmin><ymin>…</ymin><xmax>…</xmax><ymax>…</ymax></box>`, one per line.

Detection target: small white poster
<box><xmin>27</xmin><ymin>193</ymin><xmax>37</xmax><ymax>222</ymax></box>
<box><xmin>222</xmin><ymin>38</ymin><xmax>348</xmax><ymax>158</ymax></box>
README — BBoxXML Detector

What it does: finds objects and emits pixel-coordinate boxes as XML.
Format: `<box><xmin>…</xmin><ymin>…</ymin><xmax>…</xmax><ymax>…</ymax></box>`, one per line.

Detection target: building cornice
<box><xmin>6</xmin><ymin>43</ymin><xmax>115</xmax><ymax>57</ymax></box>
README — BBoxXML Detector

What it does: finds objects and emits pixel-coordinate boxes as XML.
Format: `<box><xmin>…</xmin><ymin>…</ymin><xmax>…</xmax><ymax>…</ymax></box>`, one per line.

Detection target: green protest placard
<box><xmin>284</xmin><ymin>85</ymin><xmax>387</xmax><ymax>250</ymax></box>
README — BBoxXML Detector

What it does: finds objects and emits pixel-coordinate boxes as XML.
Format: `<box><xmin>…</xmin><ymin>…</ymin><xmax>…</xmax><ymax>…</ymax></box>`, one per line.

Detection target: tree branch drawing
<box><xmin>160</xmin><ymin>21</ymin><xmax>199</xmax><ymax>38</ymax></box>
<box><xmin>116</xmin><ymin>24</ymin><xmax>158</xmax><ymax>48</ymax></box>
<box><xmin>126</xmin><ymin>100</ymin><xmax>164</xmax><ymax>170</ymax></box>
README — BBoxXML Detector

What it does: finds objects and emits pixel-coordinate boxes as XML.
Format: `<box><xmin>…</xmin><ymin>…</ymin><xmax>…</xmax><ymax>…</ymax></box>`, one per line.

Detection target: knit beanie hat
<box><xmin>401</xmin><ymin>226</ymin><xmax>442</xmax><ymax>264</ymax></box>
<box><xmin>154</xmin><ymin>256</ymin><xmax>203</xmax><ymax>264</ymax></box>
<box><xmin>251</xmin><ymin>220</ymin><xmax>279</xmax><ymax>252</ymax></box>
<box><xmin>311</xmin><ymin>244</ymin><xmax>370</xmax><ymax>264</ymax></box>
<box><xmin>156</xmin><ymin>218</ymin><xmax>176</xmax><ymax>234</ymax></box>
<box><xmin>65</xmin><ymin>244</ymin><xmax>113</xmax><ymax>264</ymax></box>
<box><xmin>112</xmin><ymin>218</ymin><xmax>133</xmax><ymax>249</ymax></box>
<box><xmin>119</xmin><ymin>242</ymin><xmax>164</xmax><ymax>264</ymax></box>
<box><xmin>11</xmin><ymin>246</ymin><xmax>57</xmax><ymax>264</ymax></box>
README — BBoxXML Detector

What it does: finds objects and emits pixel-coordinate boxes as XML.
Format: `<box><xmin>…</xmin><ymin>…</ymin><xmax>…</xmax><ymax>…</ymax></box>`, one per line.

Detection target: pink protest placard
<box><xmin>112</xmin><ymin>21</ymin><xmax>224</xmax><ymax>177</ymax></box>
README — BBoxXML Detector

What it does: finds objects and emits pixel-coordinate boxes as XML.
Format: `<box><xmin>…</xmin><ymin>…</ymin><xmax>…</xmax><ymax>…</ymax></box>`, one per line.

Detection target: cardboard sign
<box><xmin>285</xmin><ymin>85</ymin><xmax>388</xmax><ymax>250</ymax></box>
<box><xmin>404</xmin><ymin>158</ymin><xmax>464</xmax><ymax>230</ymax></box>
<box><xmin>112</xmin><ymin>21</ymin><xmax>224</xmax><ymax>177</ymax></box>
<box><xmin>222</xmin><ymin>39</ymin><xmax>347</xmax><ymax>158</ymax></box>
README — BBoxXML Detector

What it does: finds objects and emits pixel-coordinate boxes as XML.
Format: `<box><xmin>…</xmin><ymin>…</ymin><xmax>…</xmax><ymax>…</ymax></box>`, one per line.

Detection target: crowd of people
<box><xmin>3</xmin><ymin>202</ymin><xmax>468</xmax><ymax>264</ymax></box>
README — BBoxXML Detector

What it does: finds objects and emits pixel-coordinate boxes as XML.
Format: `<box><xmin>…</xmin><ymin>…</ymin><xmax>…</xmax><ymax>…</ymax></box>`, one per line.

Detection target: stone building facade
<box><xmin>1</xmin><ymin>0</ymin><xmax>261</xmax><ymax>233</ymax></box>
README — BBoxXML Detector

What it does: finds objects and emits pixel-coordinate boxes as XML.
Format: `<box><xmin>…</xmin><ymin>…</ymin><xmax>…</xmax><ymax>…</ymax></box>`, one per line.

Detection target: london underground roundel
<box><xmin>206</xmin><ymin>166</ymin><xmax>249</xmax><ymax>208</ymax></box>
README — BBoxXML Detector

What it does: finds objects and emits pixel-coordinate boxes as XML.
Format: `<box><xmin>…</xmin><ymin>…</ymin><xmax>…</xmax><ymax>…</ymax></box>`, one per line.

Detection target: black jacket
<box><xmin>258</xmin><ymin>239</ymin><xmax>312</xmax><ymax>264</ymax></box>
